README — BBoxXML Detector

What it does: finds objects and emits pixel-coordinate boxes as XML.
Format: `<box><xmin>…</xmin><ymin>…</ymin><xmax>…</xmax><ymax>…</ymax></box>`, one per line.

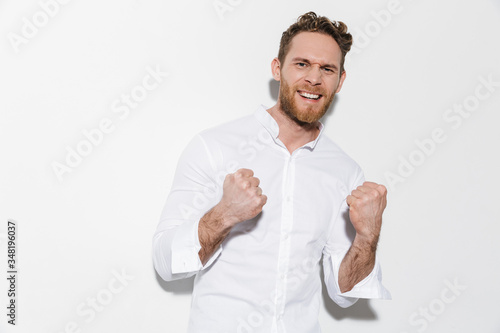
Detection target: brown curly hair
<box><xmin>278</xmin><ymin>12</ymin><xmax>353</xmax><ymax>73</ymax></box>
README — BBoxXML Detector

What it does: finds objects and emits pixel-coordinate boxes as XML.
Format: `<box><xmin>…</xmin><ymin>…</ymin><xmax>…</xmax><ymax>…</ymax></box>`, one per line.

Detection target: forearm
<box><xmin>338</xmin><ymin>235</ymin><xmax>378</xmax><ymax>293</ymax></box>
<box><xmin>198</xmin><ymin>204</ymin><xmax>233</xmax><ymax>266</ymax></box>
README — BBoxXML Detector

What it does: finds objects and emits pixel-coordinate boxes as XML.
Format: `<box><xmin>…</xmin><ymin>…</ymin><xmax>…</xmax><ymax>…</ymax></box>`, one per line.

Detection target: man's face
<box><xmin>274</xmin><ymin>31</ymin><xmax>346</xmax><ymax>124</ymax></box>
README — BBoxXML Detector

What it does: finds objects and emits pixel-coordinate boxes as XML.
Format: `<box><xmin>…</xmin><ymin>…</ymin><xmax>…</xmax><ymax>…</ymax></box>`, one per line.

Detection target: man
<box><xmin>153</xmin><ymin>11</ymin><xmax>390</xmax><ymax>333</ymax></box>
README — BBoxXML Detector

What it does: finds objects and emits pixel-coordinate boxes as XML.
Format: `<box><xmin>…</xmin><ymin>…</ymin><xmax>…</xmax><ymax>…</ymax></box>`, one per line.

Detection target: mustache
<box><xmin>295</xmin><ymin>86</ymin><xmax>326</xmax><ymax>95</ymax></box>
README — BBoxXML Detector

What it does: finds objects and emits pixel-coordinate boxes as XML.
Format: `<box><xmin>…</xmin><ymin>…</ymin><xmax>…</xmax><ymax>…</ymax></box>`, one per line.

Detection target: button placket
<box><xmin>274</xmin><ymin>152</ymin><xmax>296</xmax><ymax>326</ymax></box>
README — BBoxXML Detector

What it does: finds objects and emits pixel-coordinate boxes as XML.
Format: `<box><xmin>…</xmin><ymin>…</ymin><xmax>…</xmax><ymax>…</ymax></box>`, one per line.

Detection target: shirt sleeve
<box><xmin>322</xmin><ymin>169</ymin><xmax>391</xmax><ymax>308</ymax></box>
<box><xmin>152</xmin><ymin>134</ymin><xmax>223</xmax><ymax>281</ymax></box>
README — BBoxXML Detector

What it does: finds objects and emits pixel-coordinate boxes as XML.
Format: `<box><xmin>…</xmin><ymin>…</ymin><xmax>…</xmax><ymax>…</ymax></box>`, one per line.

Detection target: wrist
<box><xmin>353</xmin><ymin>233</ymin><xmax>379</xmax><ymax>252</ymax></box>
<box><xmin>213</xmin><ymin>202</ymin><xmax>238</xmax><ymax>229</ymax></box>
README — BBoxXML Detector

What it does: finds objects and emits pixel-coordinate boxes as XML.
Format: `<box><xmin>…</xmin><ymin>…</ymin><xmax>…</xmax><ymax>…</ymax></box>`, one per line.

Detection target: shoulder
<box><xmin>194</xmin><ymin>112</ymin><xmax>261</xmax><ymax>152</ymax></box>
<box><xmin>315</xmin><ymin>133</ymin><xmax>364</xmax><ymax>187</ymax></box>
<box><xmin>178</xmin><ymin>112</ymin><xmax>260</xmax><ymax>165</ymax></box>
<box><xmin>199</xmin><ymin>113</ymin><xmax>258</xmax><ymax>139</ymax></box>
<box><xmin>319</xmin><ymin>134</ymin><xmax>362</xmax><ymax>170</ymax></box>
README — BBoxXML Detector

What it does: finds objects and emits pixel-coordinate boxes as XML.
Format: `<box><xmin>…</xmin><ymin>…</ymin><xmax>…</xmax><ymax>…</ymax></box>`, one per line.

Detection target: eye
<box><xmin>297</xmin><ymin>62</ymin><xmax>307</xmax><ymax>68</ymax></box>
<box><xmin>323</xmin><ymin>67</ymin><xmax>335</xmax><ymax>73</ymax></box>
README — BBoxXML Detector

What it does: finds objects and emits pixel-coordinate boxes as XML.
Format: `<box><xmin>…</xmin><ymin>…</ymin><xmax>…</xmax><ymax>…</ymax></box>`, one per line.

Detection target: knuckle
<box><xmin>378</xmin><ymin>184</ymin><xmax>387</xmax><ymax>194</ymax></box>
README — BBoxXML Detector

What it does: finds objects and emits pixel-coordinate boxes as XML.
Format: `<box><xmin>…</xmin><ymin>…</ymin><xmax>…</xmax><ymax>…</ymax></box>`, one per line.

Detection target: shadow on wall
<box><xmin>155</xmin><ymin>271</ymin><xmax>195</xmax><ymax>294</ymax></box>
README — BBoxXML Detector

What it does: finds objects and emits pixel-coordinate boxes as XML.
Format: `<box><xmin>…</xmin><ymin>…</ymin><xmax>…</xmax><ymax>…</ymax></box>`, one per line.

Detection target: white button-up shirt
<box><xmin>153</xmin><ymin>105</ymin><xmax>391</xmax><ymax>333</ymax></box>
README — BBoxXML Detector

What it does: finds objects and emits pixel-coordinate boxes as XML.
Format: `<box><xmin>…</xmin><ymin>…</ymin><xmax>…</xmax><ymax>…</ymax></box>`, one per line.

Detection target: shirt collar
<box><xmin>254</xmin><ymin>104</ymin><xmax>325</xmax><ymax>151</ymax></box>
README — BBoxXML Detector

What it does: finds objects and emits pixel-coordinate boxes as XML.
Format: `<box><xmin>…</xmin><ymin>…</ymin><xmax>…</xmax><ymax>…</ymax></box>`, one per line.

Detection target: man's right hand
<box><xmin>198</xmin><ymin>168</ymin><xmax>267</xmax><ymax>265</ymax></box>
<box><xmin>217</xmin><ymin>168</ymin><xmax>267</xmax><ymax>227</ymax></box>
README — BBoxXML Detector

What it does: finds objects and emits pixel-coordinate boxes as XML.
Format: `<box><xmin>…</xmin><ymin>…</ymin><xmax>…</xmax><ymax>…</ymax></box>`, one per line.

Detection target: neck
<box><xmin>267</xmin><ymin>104</ymin><xmax>320</xmax><ymax>154</ymax></box>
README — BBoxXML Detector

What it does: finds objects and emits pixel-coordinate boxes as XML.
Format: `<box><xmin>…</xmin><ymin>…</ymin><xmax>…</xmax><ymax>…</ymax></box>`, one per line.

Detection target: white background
<box><xmin>1</xmin><ymin>0</ymin><xmax>500</xmax><ymax>332</ymax></box>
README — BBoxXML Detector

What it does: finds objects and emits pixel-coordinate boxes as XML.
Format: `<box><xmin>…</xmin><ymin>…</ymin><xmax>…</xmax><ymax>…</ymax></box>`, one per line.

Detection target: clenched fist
<box><xmin>218</xmin><ymin>168</ymin><xmax>267</xmax><ymax>227</ymax></box>
<box><xmin>346</xmin><ymin>181</ymin><xmax>387</xmax><ymax>244</ymax></box>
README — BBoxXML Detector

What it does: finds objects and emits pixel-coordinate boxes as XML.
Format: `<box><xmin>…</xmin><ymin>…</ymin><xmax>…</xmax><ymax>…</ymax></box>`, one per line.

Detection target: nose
<box><xmin>304</xmin><ymin>65</ymin><xmax>322</xmax><ymax>85</ymax></box>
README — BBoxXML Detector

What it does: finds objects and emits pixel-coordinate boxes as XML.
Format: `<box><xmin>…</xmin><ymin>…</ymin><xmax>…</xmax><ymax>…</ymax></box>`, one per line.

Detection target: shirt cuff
<box><xmin>334</xmin><ymin>251</ymin><xmax>392</xmax><ymax>300</ymax></box>
<box><xmin>171</xmin><ymin>217</ymin><xmax>222</xmax><ymax>274</ymax></box>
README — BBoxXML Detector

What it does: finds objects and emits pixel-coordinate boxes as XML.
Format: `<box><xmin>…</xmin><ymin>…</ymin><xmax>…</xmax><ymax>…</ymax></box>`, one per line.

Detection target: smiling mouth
<box><xmin>297</xmin><ymin>91</ymin><xmax>322</xmax><ymax>100</ymax></box>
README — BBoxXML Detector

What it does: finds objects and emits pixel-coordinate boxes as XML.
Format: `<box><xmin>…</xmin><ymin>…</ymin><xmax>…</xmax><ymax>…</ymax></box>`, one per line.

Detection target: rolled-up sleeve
<box><xmin>322</xmin><ymin>170</ymin><xmax>391</xmax><ymax>308</ymax></box>
<box><xmin>152</xmin><ymin>134</ymin><xmax>222</xmax><ymax>281</ymax></box>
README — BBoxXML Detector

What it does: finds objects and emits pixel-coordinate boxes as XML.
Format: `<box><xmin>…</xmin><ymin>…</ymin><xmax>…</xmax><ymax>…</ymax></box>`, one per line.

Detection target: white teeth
<box><xmin>299</xmin><ymin>92</ymin><xmax>320</xmax><ymax>100</ymax></box>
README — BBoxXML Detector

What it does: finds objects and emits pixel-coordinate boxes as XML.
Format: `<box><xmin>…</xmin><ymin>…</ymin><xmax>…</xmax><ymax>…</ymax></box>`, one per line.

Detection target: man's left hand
<box><xmin>346</xmin><ymin>181</ymin><xmax>387</xmax><ymax>245</ymax></box>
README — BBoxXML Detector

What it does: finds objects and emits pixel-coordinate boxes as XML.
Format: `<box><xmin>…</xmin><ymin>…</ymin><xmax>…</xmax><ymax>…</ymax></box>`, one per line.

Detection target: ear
<box><xmin>335</xmin><ymin>70</ymin><xmax>347</xmax><ymax>93</ymax></box>
<box><xmin>271</xmin><ymin>57</ymin><xmax>281</xmax><ymax>81</ymax></box>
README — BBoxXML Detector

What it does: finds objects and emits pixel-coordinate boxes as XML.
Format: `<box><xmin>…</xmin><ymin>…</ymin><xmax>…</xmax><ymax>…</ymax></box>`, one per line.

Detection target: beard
<box><xmin>279</xmin><ymin>78</ymin><xmax>335</xmax><ymax>126</ymax></box>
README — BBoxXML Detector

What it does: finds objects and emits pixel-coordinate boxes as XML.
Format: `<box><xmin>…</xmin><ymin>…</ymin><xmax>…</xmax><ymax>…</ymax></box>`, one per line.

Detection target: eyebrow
<box><xmin>291</xmin><ymin>57</ymin><xmax>338</xmax><ymax>70</ymax></box>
